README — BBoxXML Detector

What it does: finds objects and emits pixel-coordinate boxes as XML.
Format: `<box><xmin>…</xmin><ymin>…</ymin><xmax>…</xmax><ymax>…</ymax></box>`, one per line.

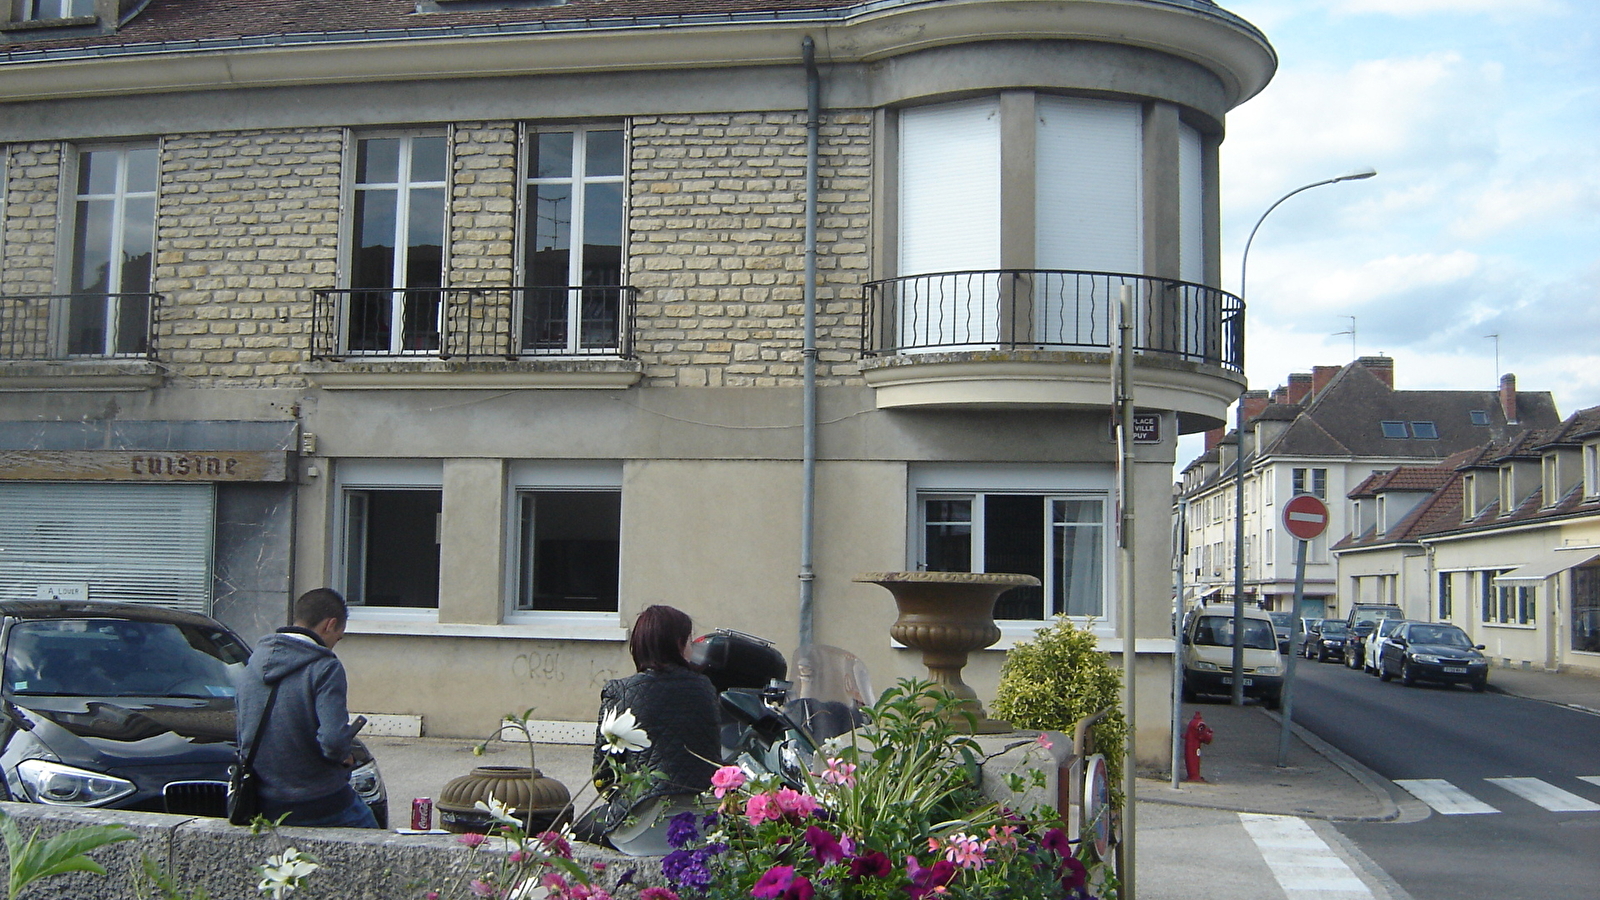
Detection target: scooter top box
<box><xmin>689</xmin><ymin>629</ymin><xmax>787</xmax><ymax>693</ymax></box>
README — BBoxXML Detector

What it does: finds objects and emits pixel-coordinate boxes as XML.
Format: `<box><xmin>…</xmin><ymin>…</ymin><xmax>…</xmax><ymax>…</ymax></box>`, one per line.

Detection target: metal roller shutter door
<box><xmin>0</xmin><ymin>482</ymin><xmax>214</xmax><ymax>614</ymax></box>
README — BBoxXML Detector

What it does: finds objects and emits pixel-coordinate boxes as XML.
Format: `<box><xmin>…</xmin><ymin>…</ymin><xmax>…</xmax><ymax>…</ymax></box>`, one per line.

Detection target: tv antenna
<box><xmin>1332</xmin><ymin>316</ymin><xmax>1356</xmax><ymax>358</ymax></box>
<box><xmin>1486</xmin><ymin>333</ymin><xmax>1500</xmax><ymax>383</ymax></box>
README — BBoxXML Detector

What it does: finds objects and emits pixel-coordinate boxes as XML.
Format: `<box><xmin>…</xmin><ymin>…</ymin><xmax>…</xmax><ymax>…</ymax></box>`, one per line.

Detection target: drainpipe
<box><xmin>798</xmin><ymin>36</ymin><xmax>821</xmax><ymax>647</ymax></box>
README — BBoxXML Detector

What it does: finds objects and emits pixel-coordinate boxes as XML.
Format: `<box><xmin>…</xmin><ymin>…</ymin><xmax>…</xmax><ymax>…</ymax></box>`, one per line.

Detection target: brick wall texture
<box><xmin>1</xmin><ymin>111</ymin><xmax>874</xmax><ymax>386</ymax></box>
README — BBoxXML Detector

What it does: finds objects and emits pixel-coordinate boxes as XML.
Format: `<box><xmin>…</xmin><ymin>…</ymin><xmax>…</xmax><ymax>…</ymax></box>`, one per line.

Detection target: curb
<box><xmin>1257</xmin><ymin>707</ymin><xmax>1410</xmax><ymax>823</ymax></box>
<box><xmin>1487</xmin><ymin>682</ymin><xmax>1600</xmax><ymax>717</ymax></box>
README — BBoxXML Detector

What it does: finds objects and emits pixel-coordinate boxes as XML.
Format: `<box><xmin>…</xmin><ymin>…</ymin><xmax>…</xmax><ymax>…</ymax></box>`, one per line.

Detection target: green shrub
<box><xmin>991</xmin><ymin>617</ymin><xmax>1128</xmax><ymax>807</ymax></box>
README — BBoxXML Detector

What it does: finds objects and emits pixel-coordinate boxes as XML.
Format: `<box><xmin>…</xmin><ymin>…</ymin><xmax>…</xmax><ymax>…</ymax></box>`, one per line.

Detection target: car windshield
<box><xmin>4</xmin><ymin>618</ymin><xmax>249</xmax><ymax>699</ymax></box>
<box><xmin>1193</xmin><ymin>616</ymin><xmax>1277</xmax><ymax>650</ymax></box>
<box><xmin>1268</xmin><ymin>612</ymin><xmax>1291</xmax><ymax>629</ymax></box>
<box><xmin>1319</xmin><ymin>622</ymin><xmax>1347</xmax><ymax>636</ymax></box>
<box><xmin>1406</xmin><ymin>625</ymin><xmax>1473</xmax><ymax>648</ymax></box>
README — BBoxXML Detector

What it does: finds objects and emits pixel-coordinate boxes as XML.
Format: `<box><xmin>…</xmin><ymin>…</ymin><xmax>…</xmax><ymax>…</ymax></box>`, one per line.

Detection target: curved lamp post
<box><xmin>1229</xmin><ymin>167</ymin><xmax>1376</xmax><ymax>706</ymax></box>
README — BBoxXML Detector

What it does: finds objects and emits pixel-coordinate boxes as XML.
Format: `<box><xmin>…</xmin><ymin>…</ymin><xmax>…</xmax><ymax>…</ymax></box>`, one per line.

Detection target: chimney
<box><xmin>1286</xmin><ymin>373</ymin><xmax>1313</xmax><ymax>405</ymax></box>
<box><xmin>1204</xmin><ymin>427</ymin><xmax>1224</xmax><ymax>451</ymax></box>
<box><xmin>1241</xmin><ymin>390</ymin><xmax>1270</xmax><ymax>426</ymax></box>
<box><xmin>1272</xmin><ymin>386</ymin><xmax>1289</xmax><ymax>404</ymax></box>
<box><xmin>1311</xmin><ymin>365</ymin><xmax>1340</xmax><ymax>398</ymax></box>
<box><xmin>1359</xmin><ymin>355</ymin><xmax>1395</xmax><ymax>388</ymax></box>
<box><xmin>1501</xmin><ymin>373</ymin><xmax>1518</xmax><ymax>425</ymax></box>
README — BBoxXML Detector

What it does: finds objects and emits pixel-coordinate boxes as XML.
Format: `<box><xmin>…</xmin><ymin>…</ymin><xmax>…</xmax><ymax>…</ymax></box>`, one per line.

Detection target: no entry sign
<box><xmin>1283</xmin><ymin>493</ymin><xmax>1330</xmax><ymax>541</ymax></box>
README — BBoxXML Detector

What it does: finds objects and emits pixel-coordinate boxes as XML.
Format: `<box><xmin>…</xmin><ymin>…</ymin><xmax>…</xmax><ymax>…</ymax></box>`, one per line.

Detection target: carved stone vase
<box><xmin>436</xmin><ymin>765</ymin><xmax>571</xmax><ymax>834</ymax></box>
<box><xmin>856</xmin><ymin>570</ymin><xmax>1040</xmax><ymax>734</ymax></box>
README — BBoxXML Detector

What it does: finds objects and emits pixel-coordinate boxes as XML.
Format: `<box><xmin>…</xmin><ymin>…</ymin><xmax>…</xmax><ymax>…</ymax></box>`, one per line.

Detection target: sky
<box><xmin>1180</xmin><ymin>0</ymin><xmax>1600</xmax><ymax>468</ymax></box>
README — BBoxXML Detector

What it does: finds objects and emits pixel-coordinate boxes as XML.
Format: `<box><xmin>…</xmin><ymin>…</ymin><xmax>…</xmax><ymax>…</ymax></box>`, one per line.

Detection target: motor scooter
<box><xmin>687</xmin><ymin>630</ymin><xmax>872</xmax><ymax>789</ymax></box>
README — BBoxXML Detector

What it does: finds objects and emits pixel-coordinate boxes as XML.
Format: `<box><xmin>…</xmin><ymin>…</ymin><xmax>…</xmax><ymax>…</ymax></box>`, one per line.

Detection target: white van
<box><xmin>1180</xmin><ymin>605</ymin><xmax>1284</xmax><ymax>709</ymax></box>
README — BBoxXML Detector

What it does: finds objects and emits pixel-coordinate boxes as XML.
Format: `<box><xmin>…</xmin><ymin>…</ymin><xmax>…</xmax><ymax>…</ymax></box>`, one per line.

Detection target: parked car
<box><xmin>0</xmin><ymin>601</ymin><xmax>388</xmax><ymax>824</ymax></box>
<box><xmin>1180</xmin><ymin>606</ymin><xmax>1283</xmax><ymax>709</ymax></box>
<box><xmin>1361</xmin><ymin>617</ymin><xmax>1408</xmax><ymax>675</ymax></box>
<box><xmin>1342</xmin><ymin>604</ymin><xmax>1405</xmax><ymax>669</ymax></box>
<box><xmin>1267</xmin><ymin>611</ymin><xmax>1294</xmax><ymax>656</ymax></box>
<box><xmin>1303</xmin><ymin>620</ymin><xmax>1350</xmax><ymax>662</ymax></box>
<box><xmin>1376</xmin><ymin>621</ymin><xmax>1489</xmax><ymax>691</ymax></box>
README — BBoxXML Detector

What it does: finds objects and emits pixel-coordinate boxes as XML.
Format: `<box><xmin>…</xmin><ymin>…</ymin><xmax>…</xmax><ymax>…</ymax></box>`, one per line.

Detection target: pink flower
<box><xmin>986</xmin><ymin>824</ymin><xmax>1020</xmax><ymax>848</ymax></box>
<box><xmin>536</xmin><ymin>831</ymin><xmax>572</xmax><ymax>859</ymax></box>
<box><xmin>820</xmin><ymin>758</ymin><xmax>857</xmax><ymax>787</ymax></box>
<box><xmin>711</xmin><ymin>765</ymin><xmax>747</xmax><ymax>798</ymax></box>
<box><xmin>639</xmin><ymin>889</ymin><xmax>681</xmax><ymax>900</ymax></box>
<box><xmin>425</xmin><ymin>893</ymin><xmax>440</xmax><ymax>900</ymax></box>
<box><xmin>750</xmin><ymin>865</ymin><xmax>815</xmax><ymax>900</ymax></box>
<box><xmin>458</xmin><ymin>832</ymin><xmax>488</xmax><ymax>848</ymax></box>
<box><xmin>938</xmin><ymin>832</ymin><xmax>988</xmax><ymax>869</ymax></box>
<box><xmin>468</xmin><ymin>879</ymin><xmax>496</xmax><ymax>897</ymax></box>
<box><xmin>1036</xmin><ymin>732</ymin><xmax>1054</xmax><ymax>751</ymax></box>
<box><xmin>745</xmin><ymin>792</ymin><xmax>779</xmax><ymax>826</ymax></box>
<box><xmin>772</xmin><ymin>787</ymin><xmax>818</xmax><ymax>820</ymax></box>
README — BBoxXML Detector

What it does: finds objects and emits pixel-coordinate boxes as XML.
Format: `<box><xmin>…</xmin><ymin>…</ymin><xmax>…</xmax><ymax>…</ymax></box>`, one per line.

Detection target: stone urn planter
<box><xmin>856</xmin><ymin>570</ymin><xmax>1040</xmax><ymax>734</ymax></box>
<box><xmin>436</xmin><ymin>765</ymin><xmax>571</xmax><ymax>834</ymax></box>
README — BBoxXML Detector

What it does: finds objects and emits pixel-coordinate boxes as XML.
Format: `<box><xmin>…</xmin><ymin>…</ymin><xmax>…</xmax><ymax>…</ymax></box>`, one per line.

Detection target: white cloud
<box><xmin>1332</xmin><ymin>0</ymin><xmax>1565</xmax><ymax>18</ymax></box>
<box><xmin>1448</xmin><ymin>178</ymin><xmax>1600</xmax><ymax>241</ymax></box>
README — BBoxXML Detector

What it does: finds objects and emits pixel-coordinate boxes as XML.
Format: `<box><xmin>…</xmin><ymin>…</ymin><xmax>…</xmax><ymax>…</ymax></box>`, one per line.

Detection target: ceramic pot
<box><xmin>436</xmin><ymin>765</ymin><xmax>571</xmax><ymax>834</ymax></box>
<box><xmin>856</xmin><ymin>570</ymin><xmax>1039</xmax><ymax>733</ymax></box>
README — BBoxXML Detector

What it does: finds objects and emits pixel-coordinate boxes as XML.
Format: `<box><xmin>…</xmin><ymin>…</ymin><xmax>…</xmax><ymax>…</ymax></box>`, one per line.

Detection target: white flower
<box><xmin>256</xmin><ymin>848</ymin><xmax>319</xmax><ymax>899</ymax></box>
<box><xmin>599</xmin><ymin>707</ymin><xmax>651</xmax><ymax>755</ymax></box>
<box><xmin>506</xmin><ymin>878</ymin><xmax>551</xmax><ymax>900</ymax></box>
<box><xmin>475</xmin><ymin>796</ymin><xmax>522</xmax><ymax>827</ymax></box>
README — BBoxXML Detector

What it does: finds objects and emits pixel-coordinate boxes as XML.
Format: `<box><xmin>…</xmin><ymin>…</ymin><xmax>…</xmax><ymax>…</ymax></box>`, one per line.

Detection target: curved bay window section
<box><xmin>868</xmin><ymin>95</ymin><xmax>1240</xmax><ymax>373</ymax></box>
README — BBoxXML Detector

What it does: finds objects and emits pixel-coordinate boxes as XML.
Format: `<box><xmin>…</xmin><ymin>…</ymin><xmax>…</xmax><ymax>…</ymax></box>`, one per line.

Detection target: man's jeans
<box><xmin>262</xmin><ymin>786</ymin><xmax>379</xmax><ymax>829</ymax></box>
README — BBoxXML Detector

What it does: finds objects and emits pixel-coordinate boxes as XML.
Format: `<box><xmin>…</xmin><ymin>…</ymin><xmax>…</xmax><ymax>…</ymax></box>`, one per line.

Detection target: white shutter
<box><xmin>1035</xmin><ymin>96</ymin><xmax>1142</xmax><ymax>273</ymax></box>
<box><xmin>1178</xmin><ymin>123</ymin><xmax>1205</xmax><ymax>284</ymax></box>
<box><xmin>0</xmin><ymin>483</ymin><xmax>214</xmax><ymax>614</ymax></box>
<box><xmin>898</xmin><ymin>99</ymin><xmax>1002</xmax><ymax>349</ymax></box>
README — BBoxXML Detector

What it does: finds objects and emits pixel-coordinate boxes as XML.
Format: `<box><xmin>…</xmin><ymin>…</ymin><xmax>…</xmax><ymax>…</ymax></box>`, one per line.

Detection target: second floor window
<box><xmin>348</xmin><ymin>133</ymin><xmax>448</xmax><ymax>354</ymax></box>
<box><xmin>15</xmin><ymin>0</ymin><xmax>94</xmax><ymax>19</ymax></box>
<box><xmin>69</xmin><ymin>145</ymin><xmax>156</xmax><ymax>356</ymax></box>
<box><xmin>1291</xmin><ymin>467</ymin><xmax>1327</xmax><ymax>499</ymax></box>
<box><xmin>522</xmin><ymin>126</ymin><xmax>625</xmax><ymax>354</ymax></box>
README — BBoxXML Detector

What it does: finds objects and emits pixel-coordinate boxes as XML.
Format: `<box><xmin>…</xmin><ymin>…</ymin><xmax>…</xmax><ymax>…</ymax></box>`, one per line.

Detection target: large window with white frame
<box><xmin>14</xmin><ymin>0</ymin><xmax>94</xmax><ymax>20</ymax></box>
<box><xmin>509</xmin><ymin>461</ymin><xmax>623</xmax><ymax>616</ymax></box>
<box><xmin>338</xmin><ymin>460</ymin><xmax>442</xmax><ymax>611</ymax></box>
<box><xmin>346</xmin><ymin>132</ymin><xmax>448</xmax><ymax>354</ymax></box>
<box><xmin>68</xmin><ymin>144</ymin><xmax>157</xmax><ymax>357</ymax></box>
<box><xmin>912</xmin><ymin>465</ymin><xmax>1112</xmax><ymax>625</ymax></box>
<box><xmin>521</xmin><ymin>126</ymin><xmax>626</xmax><ymax>355</ymax></box>
<box><xmin>1585</xmin><ymin>444</ymin><xmax>1599</xmax><ymax>499</ymax></box>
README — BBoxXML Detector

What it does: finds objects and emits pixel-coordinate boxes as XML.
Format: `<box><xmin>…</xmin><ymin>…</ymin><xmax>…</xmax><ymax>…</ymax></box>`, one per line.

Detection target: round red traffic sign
<box><xmin>1283</xmin><ymin>493</ymin><xmax>1330</xmax><ymax>541</ymax></box>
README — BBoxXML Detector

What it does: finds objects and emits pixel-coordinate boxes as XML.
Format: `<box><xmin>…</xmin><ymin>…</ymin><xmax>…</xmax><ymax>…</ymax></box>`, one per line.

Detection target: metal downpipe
<box><xmin>798</xmin><ymin>36</ymin><xmax>820</xmax><ymax>647</ymax></box>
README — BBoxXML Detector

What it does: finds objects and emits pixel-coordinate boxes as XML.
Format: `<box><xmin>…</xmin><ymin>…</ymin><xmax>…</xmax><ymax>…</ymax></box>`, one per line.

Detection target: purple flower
<box><xmin>802</xmin><ymin>825</ymin><xmax>846</xmax><ymax>864</ymax></box>
<box><xmin>904</xmin><ymin>856</ymin><xmax>957</xmax><ymax>900</ymax></box>
<box><xmin>847</xmin><ymin>851</ymin><xmax>893</xmax><ymax>880</ymax></box>
<box><xmin>662</xmin><ymin>847</ymin><xmax>721</xmax><ymax>891</ymax></box>
<box><xmin>1059</xmin><ymin>854</ymin><xmax>1089</xmax><ymax>892</ymax></box>
<box><xmin>667</xmin><ymin>811</ymin><xmax>701</xmax><ymax>849</ymax></box>
<box><xmin>751</xmin><ymin>866</ymin><xmax>814</xmax><ymax>900</ymax></box>
<box><xmin>1041</xmin><ymin>827</ymin><xmax>1072</xmax><ymax>856</ymax></box>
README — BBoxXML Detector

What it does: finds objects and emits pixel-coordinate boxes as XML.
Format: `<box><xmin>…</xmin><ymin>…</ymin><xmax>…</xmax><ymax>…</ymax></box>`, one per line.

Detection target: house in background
<box><xmin>0</xmin><ymin>0</ymin><xmax>1278</xmax><ymax>763</ymax></box>
<box><xmin>1334</xmin><ymin>407</ymin><xmax>1600</xmax><ymax>674</ymax></box>
<box><xmin>1179</xmin><ymin>357</ymin><xmax>1560</xmax><ymax>622</ymax></box>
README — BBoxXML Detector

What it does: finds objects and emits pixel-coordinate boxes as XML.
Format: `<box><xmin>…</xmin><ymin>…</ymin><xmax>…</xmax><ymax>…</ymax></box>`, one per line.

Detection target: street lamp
<box><xmin>1228</xmin><ymin>166</ymin><xmax>1376</xmax><ymax>706</ymax></box>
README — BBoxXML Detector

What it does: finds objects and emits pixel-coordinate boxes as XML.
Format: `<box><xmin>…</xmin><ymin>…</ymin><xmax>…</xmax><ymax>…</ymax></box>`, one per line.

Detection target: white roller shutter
<box><xmin>1035</xmin><ymin>96</ymin><xmax>1142</xmax><ymax>274</ymax></box>
<box><xmin>898</xmin><ymin>99</ymin><xmax>1002</xmax><ymax>349</ymax></box>
<box><xmin>1178</xmin><ymin>122</ymin><xmax>1205</xmax><ymax>285</ymax></box>
<box><xmin>0</xmin><ymin>483</ymin><xmax>214</xmax><ymax>613</ymax></box>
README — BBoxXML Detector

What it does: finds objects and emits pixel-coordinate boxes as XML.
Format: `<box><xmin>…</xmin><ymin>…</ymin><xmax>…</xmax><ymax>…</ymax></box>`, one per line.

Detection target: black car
<box><xmin>0</xmin><ymin>601</ymin><xmax>387</xmax><ymax>824</ymax></box>
<box><xmin>1302</xmin><ymin>620</ymin><xmax>1350</xmax><ymax>662</ymax></box>
<box><xmin>1377</xmin><ymin>621</ymin><xmax>1489</xmax><ymax>691</ymax></box>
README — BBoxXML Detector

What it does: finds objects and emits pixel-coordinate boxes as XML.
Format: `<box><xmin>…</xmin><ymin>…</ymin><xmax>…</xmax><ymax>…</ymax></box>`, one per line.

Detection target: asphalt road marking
<box><xmin>1239</xmin><ymin>813</ymin><xmax>1373</xmax><ymax>898</ymax></box>
<box><xmin>1394</xmin><ymin>778</ymin><xmax>1499</xmax><ymax>815</ymax></box>
<box><xmin>1487</xmin><ymin>777</ymin><xmax>1600</xmax><ymax>812</ymax></box>
<box><xmin>1580</xmin><ymin>776</ymin><xmax>1600</xmax><ymax>791</ymax></box>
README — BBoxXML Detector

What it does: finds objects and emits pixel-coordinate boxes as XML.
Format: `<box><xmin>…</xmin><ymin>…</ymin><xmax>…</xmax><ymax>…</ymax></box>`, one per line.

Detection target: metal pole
<box><xmin>797</xmin><ymin>36</ymin><xmax>820</xmax><ymax>646</ymax></box>
<box><xmin>1276</xmin><ymin>537</ymin><xmax>1307</xmax><ymax>766</ymax></box>
<box><xmin>1114</xmin><ymin>285</ymin><xmax>1137</xmax><ymax>899</ymax></box>
<box><xmin>1171</xmin><ymin>500</ymin><xmax>1187</xmax><ymax>790</ymax></box>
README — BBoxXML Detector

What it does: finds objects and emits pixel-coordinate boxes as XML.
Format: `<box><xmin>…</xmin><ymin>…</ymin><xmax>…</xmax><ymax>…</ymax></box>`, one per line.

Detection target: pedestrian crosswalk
<box><xmin>1239</xmin><ymin>813</ymin><xmax>1374</xmax><ymax>899</ymax></box>
<box><xmin>1396</xmin><ymin>775</ymin><xmax>1600</xmax><ymax>815</ymax></box>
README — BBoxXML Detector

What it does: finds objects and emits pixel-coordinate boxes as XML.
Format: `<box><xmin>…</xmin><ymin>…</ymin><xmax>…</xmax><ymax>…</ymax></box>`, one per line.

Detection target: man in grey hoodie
<box><xmin>235</xmin><ymin>588</ymin><xmax>376</xmax><ymax>828</ymax></box>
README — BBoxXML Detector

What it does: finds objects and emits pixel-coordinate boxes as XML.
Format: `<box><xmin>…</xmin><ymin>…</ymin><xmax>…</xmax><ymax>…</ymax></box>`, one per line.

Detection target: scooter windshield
<box><xmin>786</xmin><ymin>644</ymin><xmax>873</xmax><ymax>743</ymax></box>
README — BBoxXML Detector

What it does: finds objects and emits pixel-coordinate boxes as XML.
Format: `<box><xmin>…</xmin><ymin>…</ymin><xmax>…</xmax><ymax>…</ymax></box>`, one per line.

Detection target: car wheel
<box><xmin>1472</xmin><ymin>677</ymin><xmax>1488</xmax><ymax>693</ymax></box>
<box><xmin>1401</xmin><ymin>659</ymin><xmax>1417</xmax><ymax>686</ymax></box>
<box><xmin>1264</xmin><ymin>692</ymin><xmax>1281</xmax><ymax>711</ymax></box>
<box><xmin>1317</xmin><ymin>648</ymin><xmax>1327</xmax><ymax>662</ymax></box>
<box><xmin>1181</xmin><ymin>684</ymin><xmax>1196</xmax><ymax>703</ymax></box>
<box><xmin>1378</xmin><ymin>660</ymin><xmax>1392</xmax><ymax>682</ymax></box>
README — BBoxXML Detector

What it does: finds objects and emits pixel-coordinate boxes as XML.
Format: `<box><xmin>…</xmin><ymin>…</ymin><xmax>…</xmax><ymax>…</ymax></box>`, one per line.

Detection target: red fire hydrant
<box><xmin>1183</xmin><ymin>712</ymin><xmax>1214</xmax><ymax>783</ymax></box>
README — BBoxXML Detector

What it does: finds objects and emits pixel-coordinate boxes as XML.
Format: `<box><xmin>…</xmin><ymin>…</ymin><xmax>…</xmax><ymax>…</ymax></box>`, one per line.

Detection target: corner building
<box><xmin>0</xmin><ymin>0</ymin><xmax>1274</xmax><ymax>764</ymax></box>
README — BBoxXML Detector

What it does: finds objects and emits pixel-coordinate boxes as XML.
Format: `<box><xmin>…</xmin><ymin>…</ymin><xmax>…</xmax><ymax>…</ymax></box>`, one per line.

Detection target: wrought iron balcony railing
<box><xmin>862</xmin><ymin>270</ymin><xmax>1243</xmax><ymax>372</ymax></box>
<box><xmin>0</xmin><ymin>293</ymin><xmax>160</xmax><ymax>361</ymax></box>
<box><xmin>311</xmin><ymin>285</ymin><xmax>637</xmax><ymax>361</ymax></box>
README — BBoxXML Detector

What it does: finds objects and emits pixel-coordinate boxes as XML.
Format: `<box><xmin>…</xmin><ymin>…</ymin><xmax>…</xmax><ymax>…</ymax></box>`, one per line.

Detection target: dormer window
<box><xmin>1463</xmin><ymin>472</ymin><xmax>1480</xmax><ymax>517</ymax></box>
<box><xmin>1543</xmin><ymin>454</ymin><xmax>1559</xmax><ymax>507</ymax></box>
<box><xmin>1499</xmin><ymin>465</ymin><xmax>1514</xmax><ymax>515</ymax></box>
<box><xmin>1585</xmin><ymin>444</ymin><xmax>1599</xmax><ymax>499</ymax></box>
<box><xmin>1380</xmin><ymin>421</ymin><xmax>1407</xmax><ymax>439</ymax></box>
<box><xmin>1470</xmin><ymin>410</ymin><xmax>1491</xmax><ymax>426</ymax></box>
<box><xmin>1410</xmin><ymin>421</ymin><xmax>1438</xmax><ymax>439</ymax></box>
<box><xmin>12</xmin><ymin>0</ymin><xmax>93</xmax><ymax>21</ymax></box>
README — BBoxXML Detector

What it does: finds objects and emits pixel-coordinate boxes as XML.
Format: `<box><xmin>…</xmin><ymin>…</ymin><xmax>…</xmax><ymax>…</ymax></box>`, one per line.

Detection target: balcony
<box><xmin>859</xmin><ymin>270</ymin><xmax>1245</xmax><ymax>428</ymax></box>
<box><xmin>0</xmin><ymin>293</ymin><xmax>163</xmax><ymax>390</ymax></box>
<box><xmin>306</xmin><ymin>286</ymin><xmax>642</xmax><ymax>390</ymax></box>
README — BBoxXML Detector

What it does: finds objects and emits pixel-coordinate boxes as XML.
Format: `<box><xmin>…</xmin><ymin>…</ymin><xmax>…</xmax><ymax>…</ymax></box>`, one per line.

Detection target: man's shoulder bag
<box><xmin>228</xmin><ymin>682</ymin><xmax>279</xmax><ymax>826</ymax></box>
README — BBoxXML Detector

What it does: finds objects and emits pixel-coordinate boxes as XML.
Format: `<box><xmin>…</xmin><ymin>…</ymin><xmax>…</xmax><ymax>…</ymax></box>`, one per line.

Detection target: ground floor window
<box><xmin>1571</xmin><ymin>564</ymin><xmax>1600</xmax><ymax>652</ymax></box>
<box><xmin>339</xmin><ymin>460</ymin><xmax>442</xmax><ymax>610</ymax></box>
<box><xmin>919</xmin><ymin>491</ymin><xmax>1106</xmax><ymax>620</ymax></box>
<box><xmin>1438</xmin><ymin>571</ymin><xmax>1453</xmax><ymax>619</ymax></box>
<box><xmin>516</xmin><ymin>490</ymin><xmax>620</xmax><ymax>613</ymax></box>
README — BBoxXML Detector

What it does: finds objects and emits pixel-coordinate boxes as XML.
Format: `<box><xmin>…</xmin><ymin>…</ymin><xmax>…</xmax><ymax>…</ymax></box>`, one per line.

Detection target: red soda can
<box><xmin>411</xmin><ymin>797</ymin><xmax>433</xmax><ymax>831</ymax></box>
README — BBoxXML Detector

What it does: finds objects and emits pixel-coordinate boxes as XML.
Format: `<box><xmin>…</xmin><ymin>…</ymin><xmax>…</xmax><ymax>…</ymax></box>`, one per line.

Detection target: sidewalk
<box><xmin>1486</xmin><ymin>664</ymin><xmax>1600</xmax><ymax>714</ymax></box>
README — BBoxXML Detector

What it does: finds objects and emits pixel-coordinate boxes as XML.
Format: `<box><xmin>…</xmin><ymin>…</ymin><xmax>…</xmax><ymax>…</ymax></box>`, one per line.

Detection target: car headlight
<box><xmin>16</xmin><ymin>760</ymin><xmax>136</xmax><ymax>807</ymax></box>
<box><xmin>1256</xmin><ymin>666</ymin><xmax>1280</xmax><ymax>676</ymax></box>
<box><xmin>1412</xmin><ymin>653</ymin><xmax>1443</xmax><ymax>664</ymax></box>
<box><xmin>349</xmin><ymin>760</ymin><xmax>386</xmax><ymax>804</ymax></box>
<box><xmin>1467</xmin><ymin>659</ymin><xmax>1488</xmax><ymax>666</ymax></box>
<box><xmin>1191</xmin><ymin>661</ymin><xmax>1219</xmax><ymax>671</ymax></box>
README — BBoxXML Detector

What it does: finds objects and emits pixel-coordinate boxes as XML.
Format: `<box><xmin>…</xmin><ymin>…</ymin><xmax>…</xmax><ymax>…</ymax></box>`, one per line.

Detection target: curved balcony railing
<box><xmin>862</xmin><ymin>270</ymin><xmax>1243</xmax><ymax>372</ymax></box>
<box><xmin>311</xmin><ymin>286</ymin><xmax>637</xmax><ymax>361</ymax></box>
<box><xmin>0</xmin><ymin>293</ymin><xmax>160</xmax><ymax>361</ymax></box>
